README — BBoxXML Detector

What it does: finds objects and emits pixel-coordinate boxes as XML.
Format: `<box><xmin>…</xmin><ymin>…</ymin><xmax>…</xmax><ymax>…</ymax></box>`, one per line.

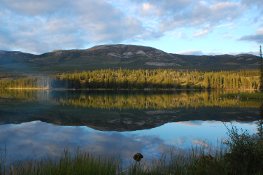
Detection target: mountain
<box><xmin>0</xmin><ymin>44</ymin><xmax>260</xmax><ymax>74</ymax></box>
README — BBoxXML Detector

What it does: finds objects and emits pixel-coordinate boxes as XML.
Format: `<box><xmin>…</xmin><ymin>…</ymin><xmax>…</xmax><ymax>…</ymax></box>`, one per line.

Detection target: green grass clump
<box><xmin>125</xmin><ymin>149</ymin><xmax>228</xmax><ymax>175</ymax></box>
<box><xmin>8</xmin><ymin>151</ymin><xmax>119</xmax><ymax>175</ymax></box>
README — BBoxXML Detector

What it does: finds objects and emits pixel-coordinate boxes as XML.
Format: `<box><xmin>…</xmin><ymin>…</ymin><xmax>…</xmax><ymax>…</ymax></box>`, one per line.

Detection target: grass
<box><xmin>3</xmin><ymin>151</ymin><xmax>119</xmax><ymax>175</ymax></box>
<box><xmin>126</xmin><ymin>125</ymin><xmax>263</xmax><ymax>175</ymax></box>
<box><xmin>1</xmin><ymin>127</ymin><xmax>263</xmax><ymax>175</ymax></box>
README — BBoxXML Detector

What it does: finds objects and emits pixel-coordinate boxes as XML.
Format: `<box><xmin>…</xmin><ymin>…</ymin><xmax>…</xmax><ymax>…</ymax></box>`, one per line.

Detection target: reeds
<box><xmin>7</xmin><ymin>151</ymin><xmax>119</xmax><ymax>175</ymax></box>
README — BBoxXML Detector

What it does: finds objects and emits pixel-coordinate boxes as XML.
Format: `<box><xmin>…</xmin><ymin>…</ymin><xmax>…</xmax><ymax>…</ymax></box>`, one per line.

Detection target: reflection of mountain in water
<box><xmin>0</xmin><ymin>90</ymin><xmax>260</xmax><ymax>131</ymax></box>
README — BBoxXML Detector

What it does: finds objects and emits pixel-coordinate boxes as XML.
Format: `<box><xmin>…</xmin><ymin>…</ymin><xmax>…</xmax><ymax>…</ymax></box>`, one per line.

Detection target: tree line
<box><xmin>0</xmin><ymin>69</ymin><xmax>260</xmax><ymax>90</ymax></box>
<box><xmin>0</xmin><ymin>77</ymin><xmax>38</xmax><ymax>89</ymax></box>
<box><xmin>56</xmin><ymin>69</ymin><xmax>260</xmax><ymax>90</ymax></box>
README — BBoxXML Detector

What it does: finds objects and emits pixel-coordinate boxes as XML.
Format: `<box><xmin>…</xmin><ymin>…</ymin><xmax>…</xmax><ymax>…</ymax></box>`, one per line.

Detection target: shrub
<box><xmin>224</xmin><ymin>126</ymin><xmax>263</xmax><ymax>175</ymax></box>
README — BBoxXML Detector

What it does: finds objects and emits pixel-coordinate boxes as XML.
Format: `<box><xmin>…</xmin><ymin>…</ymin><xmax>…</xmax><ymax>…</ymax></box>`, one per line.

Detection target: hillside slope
<box><xmin>0</xmin><ymin>44</ymin><xmax>260</xmax><ymax>74</ymax></box>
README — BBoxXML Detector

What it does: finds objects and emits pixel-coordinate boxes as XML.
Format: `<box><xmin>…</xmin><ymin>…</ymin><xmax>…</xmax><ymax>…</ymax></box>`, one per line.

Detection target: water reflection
<box><xmin>58</xmin><ymin>91</ymin><xmax>260</xmax><ymax>109</ymax></box>
<box><xmin>0</xmin><ymin>90</ymin><xmax>260</xmax><ymax>131</ymax></box>
<box><xmin>258</xmin><ymin>102</ymin><xmax>263</xmax><ymax>138</ymax></box>
<box><xmin>0</xmin><ymin>121</ymin><xmax>169</xmax><ymax>165</ymax></box>
<box><xmin>0</xmin><ymin>89</ymin><xmax>261</xmax><ymax>109</ymax></box>
<box><xmin>0</xmin><ymin>90</ymin><xmax>260</xmax><ymax>165</ymax></box>
<box><xmin>0</xmin><ymin>121</ymin><xmax>257</xmax><ymax>165</ymax></box>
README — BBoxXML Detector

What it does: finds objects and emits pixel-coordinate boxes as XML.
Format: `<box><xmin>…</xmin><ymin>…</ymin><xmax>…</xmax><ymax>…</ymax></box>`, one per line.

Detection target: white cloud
<box><xmin>192</xmin><ymin>139</ymin><xmax>209</xmax><ymax>148</ymax></box>
<box><xmin>142</xmin><ymin>3</ymin><xmax>153</xmax><ymax>11</ymax></box>
<box><xmin>0</xmin><ymin>0</ymin><xmax>260</xmax><ymax>53</ymax></box>
<box><xmin>193</xmin><ymin>28</ymin><xmax>211</xmax><ymax>37</ymax></box>
<box><xmin>132</xmin><ymin>0</ymin><xmax>242</xmax><ymax>33</ymax></box>
<box><xmin>0</xmin><ymin>0</ymin><xmax>149</xmax><ymax>53</ymax></box>
<box><xmin>178</xmin><ymin>50</ymin><xmax>204</xmax><ymax>55</ymax></box>
<box><xmin>257</xmin><ymin>28</ymin><xmax>263</xmax><ymax>35</ymax></box>
<box><xmin>0</xmin><ymin>0</ymin><xmax>68</xmax><ymax>15</ymax></box>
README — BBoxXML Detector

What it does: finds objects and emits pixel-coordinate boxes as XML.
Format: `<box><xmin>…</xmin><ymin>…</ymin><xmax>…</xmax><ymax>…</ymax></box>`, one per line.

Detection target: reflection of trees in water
<box><xmin>0</xmin><ymin>89</ymin><xmax>51</xmax><ymax>101</ymax></box>
<box><xmin>58</xmin><ymin>91</ymin><xmax>261</xmax><ymax>110</ymax></box>
<box><xmin>0</xmin><ymin>90</ymin><xmax>262</xmax><ymax>109</ymax></box>
<box><xmin>260</xmin><ymin>45</ymin><xmax>263</xmax><ymax>91</ymax></box>
<box><xmin>258</xmin><ymin>103</ymin><xmax>263</xmax><ymax>139</ymax></box>
<box><xmin>0</xmin><ymin>89</ymin><xmax>38</xmax><ymax>100</ymax></box>
<box><xmin>258</xmin><ymin>46</ymin><xmax>263</xmax><ymax>138</ymax></box>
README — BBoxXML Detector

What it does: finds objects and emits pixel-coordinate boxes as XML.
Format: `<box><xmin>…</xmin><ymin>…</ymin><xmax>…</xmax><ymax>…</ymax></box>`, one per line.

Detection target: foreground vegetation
<box><xmin>0</xmin><ymin>151</ymin><xmax>118</xmax><ymax>175</ymax></box>
<box><xmin>1</xmin><ymin>127</ymin><xmax>262</xmax><ymax>175</ymax></box>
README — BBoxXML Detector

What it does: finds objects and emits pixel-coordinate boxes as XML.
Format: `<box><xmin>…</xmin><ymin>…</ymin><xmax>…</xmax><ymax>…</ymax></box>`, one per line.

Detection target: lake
<box><xmin>0</xmin><ymin>90</ymin><xmax>261</xmax><ymax>166</ymax></box>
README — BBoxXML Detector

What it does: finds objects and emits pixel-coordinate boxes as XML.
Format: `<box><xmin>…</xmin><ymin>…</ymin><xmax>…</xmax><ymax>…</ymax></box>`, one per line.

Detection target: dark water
<box><xmin>0</xmin><ymin>90</ymin><xmax>261</xmax><ymax>165</ymax></box>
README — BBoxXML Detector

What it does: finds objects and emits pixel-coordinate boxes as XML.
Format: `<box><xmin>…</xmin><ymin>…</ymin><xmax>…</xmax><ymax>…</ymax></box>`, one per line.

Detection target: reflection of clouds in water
<box><xmin>0</xmin><ymin>120</ymin><xmax>258</xmax><ymax>165</ymax></box>
<box><xmin>169</xmin><ymin>137</ymin><xmax>187</xmax><ymax>146</ymax></box>
<box><xmin>0</xmin><ymin>121</ymin><xmax>170</xmax><ymax>164</ymax></box>
<box><xmin>177</xmin><ymin>121</ymin><xmax>204</xmax><ymax>126</ymax></box>
<box><xmin>192</xmin><ymin>139</ymin><xmax>209</xmax><ymax>148</ymax></box>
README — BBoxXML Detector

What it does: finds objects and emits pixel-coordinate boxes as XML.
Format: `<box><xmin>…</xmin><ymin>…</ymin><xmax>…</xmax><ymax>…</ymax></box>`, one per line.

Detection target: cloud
<box><xmin>0</xmin><ymin>0</ymin><xmax>68</xmax><ymax>15</ymax></box>
<box><xmin>192</xmin><ymin>139</ymin><xmax>209</xmax><ymax>148</ymax></box>
<box><xmin>239</xmin><ymin>28</ymin><xmax>263</xmax><ymax>43</ymax></box>
<box><xmin>240</xmin><ymin>34</ymin><xmax>263</xmax><ymax>43</ymax></box>
<box><xmin>178</xmin><ymin>50</ymin><xmax>204</xmax><ymax>55</ymax></box>
<box><xmin>0</xmin><ymin>0</ymin><xmax>259</xmax><ymax>53</ymax></box>
<box><xmin>132</xmin><ymin>1</ymin><xmax>242</xmax><ymax>32</ymax></box>
<box><xmin>0</xmin><ymin>0</ymin><xmax>149</xmax><ymax>53</ymax></box>
<box><xmin>241</xmin><ymin>0</ymin><xmax>263</xmax><ymax>23</ymax></box>
<box><xmin>193</xmin><ymin>28</ymin><xmax>211</xmax><ymax>37</ymax></box>
<box><xmin>242</xmin><ymin>0</ymin><xmax>263</xmax><ymax>10</ymax></box>
<box><xmin>141</xmin><ymin>2</ymin><xmax>157</xmax><ymax>15</ymax></box>
<box><xmin>177</xmin><ymin>121</ymin><xmax>204</xmax><ymax>126</ymax></box>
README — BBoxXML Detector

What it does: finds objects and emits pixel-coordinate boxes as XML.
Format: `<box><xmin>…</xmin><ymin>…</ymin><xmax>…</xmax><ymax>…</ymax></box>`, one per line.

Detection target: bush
<box><xmin>224</xmin><ymin>126</ymin><xmax>263</xmax><ymax>175</ymax></box>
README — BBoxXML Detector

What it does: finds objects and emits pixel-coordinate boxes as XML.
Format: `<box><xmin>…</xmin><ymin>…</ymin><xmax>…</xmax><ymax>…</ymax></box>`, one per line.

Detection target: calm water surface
<box><xmin>0</xmin><ymin>90</ymin><xmax>261</xmax><ymax>165</ymax></box>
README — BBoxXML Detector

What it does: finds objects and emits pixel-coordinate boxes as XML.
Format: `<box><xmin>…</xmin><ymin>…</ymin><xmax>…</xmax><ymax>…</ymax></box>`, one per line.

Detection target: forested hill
<box><xmin>0</xmin><ymin>44</ymin><xmax>260</xmax><ymax>74</ymax></box>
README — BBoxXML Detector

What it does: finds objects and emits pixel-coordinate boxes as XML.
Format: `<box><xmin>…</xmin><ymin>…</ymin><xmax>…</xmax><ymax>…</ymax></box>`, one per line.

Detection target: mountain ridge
<box><xmin>0</xmin><ymin>44</ymin><xmax>260</xmax><ymax>74</ymax></box>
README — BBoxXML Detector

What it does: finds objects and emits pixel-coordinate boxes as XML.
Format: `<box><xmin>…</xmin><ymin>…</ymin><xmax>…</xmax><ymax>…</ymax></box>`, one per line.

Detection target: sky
<box><xmin>0</xmin><ymin>0</ymin><xmax>262</xmax><ymax>55</ymax></box>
